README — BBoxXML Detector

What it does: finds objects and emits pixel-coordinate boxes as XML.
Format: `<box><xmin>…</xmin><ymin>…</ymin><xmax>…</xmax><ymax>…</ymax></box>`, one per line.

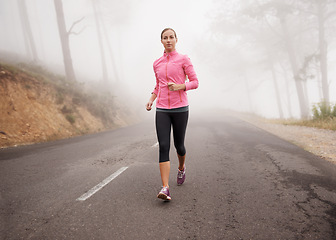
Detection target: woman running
<box><xmin>146</xmin><ymin>28</ymin><xmax>199</xmax><ymax>201</ymax></box>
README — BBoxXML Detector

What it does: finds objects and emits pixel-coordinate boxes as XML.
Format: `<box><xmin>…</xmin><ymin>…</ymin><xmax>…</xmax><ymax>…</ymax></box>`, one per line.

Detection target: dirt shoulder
<box><xmin>0</xmin><ymin>63</ymin><xmax>136</xmax><ymax>148</ymax></box>
<box><xmin>238</xmin><ymin>114</ymin><xmax>336</xmax><ymax>164</ymax></box>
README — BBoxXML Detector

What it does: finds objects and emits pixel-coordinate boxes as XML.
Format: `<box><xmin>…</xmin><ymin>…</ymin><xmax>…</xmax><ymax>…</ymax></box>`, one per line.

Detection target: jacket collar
<box><xmin>163</xmin><ymin>50</ymin><xmax>178</xmax><ymax>57</ymax></box>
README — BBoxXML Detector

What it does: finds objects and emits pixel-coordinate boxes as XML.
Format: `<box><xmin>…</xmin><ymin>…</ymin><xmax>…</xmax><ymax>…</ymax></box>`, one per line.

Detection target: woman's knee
<box><xmin>175</xmin><ymin>145</ymin><xmax>186</xmax><ymax>156</ymax></box>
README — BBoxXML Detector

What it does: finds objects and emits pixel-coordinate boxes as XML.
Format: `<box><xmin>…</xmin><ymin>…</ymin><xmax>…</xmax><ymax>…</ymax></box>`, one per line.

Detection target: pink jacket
<box><xmin>152</xmin><ymin>50</ymin><xmax>199</xmax><ymax>109</ymax></box>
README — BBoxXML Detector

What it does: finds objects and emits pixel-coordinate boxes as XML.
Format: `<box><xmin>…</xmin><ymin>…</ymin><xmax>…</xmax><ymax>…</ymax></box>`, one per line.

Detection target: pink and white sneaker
<box><xmin>157</xmin><ymin>186</ymin><xmax>171</xmax><ymax>201</ymax></box>
<box><xmin>177</xmin><ymin>166</ymin><xmax>186</xmax><ymax>185</ymax></box>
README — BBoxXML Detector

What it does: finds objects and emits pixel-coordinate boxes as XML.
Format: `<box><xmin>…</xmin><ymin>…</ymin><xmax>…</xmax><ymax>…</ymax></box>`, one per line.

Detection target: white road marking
<box><xmin>152</xmin><ymin>142</ymin><xmax>159</xmax><ymax>147</ymax></box>
<box><xmin>76</xmin><ymin>167</ymin><xmax>128</xmax><ymax>201</ymax></box>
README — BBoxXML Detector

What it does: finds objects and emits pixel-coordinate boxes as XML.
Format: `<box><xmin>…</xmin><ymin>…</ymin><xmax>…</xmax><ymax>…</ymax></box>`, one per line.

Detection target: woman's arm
<box><xmin>183</xmin><ymin>56</ymin><xmax>199</xmax><ymax>91</ymax></box>
<box><xmin>168</xmin><ymin>82</ymin><xmax>186</xmax><ymax>91</ymax></box>
<box><xmin>146</xmin><ymin>93</ymin><xmax>157</xmax><ymax>111</ymax></box>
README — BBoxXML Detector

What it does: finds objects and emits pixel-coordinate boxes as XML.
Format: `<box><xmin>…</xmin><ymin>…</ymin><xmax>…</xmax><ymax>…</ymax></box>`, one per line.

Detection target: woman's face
<box><xmin>161</xmin><ymin>30</ymin><xmax>177</xmax><ymax>53</ymax></box>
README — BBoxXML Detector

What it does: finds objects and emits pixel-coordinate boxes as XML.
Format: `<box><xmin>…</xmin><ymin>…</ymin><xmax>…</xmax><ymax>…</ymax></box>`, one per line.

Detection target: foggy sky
<box><xmin>1</xmin><ymin>0</ymin><xmax>335</xmax><ymax>119</ymax></box>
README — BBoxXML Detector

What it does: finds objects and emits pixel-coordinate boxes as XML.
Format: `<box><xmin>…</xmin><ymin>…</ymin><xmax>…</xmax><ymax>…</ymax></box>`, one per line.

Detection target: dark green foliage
<box><xmin>61</xmin><ymin>105</ymin><xmax>73</xmax><ymax>114</ymax></box>
<box><xmin>312</xmin><ymin>101</ymin><xmax>336</xmax><ymax>119</ymax></box>
<box><xmin>65</xmin><ymin>114</ymin><xmax>75</xmax><ymax>124</ymax></box>
<box><xmin>56</xmin><ymin>92</ymin><xmax>64</xmax><ymax>104</ymax></box>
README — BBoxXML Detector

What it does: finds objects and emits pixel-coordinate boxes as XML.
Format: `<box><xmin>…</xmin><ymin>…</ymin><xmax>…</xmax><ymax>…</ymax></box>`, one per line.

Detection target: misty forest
<box><xmin>1</xmin><ymin>2</ymin><xmax>336</xmax><ymax>239</ymax></box>
<box><xmin>1</xmin><ymin>0</ymin><xmax>336</xmax><ymax>119</ymax></box>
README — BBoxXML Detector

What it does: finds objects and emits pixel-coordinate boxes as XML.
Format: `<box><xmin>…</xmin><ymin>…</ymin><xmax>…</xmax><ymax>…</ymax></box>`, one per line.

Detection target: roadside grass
<box><xmin>267</xmin><ymin>101</ymin><xmax>336</xmax><ymax>131</ymax></box>
<box><xmin>272</xmin><ymin>118</ymin><xmax>336</xmax><ymax>131</ymax></box>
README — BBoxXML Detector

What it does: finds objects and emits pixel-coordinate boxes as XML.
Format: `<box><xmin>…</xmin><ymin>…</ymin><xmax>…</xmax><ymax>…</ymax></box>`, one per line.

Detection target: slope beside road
<box><xmin>1</xmin><ymin>111</ymin><xmax>335</xmax><ymax>239</ymax></box>
<box><xmin>237</xmin><ymin>113</ymin><xmax>336</xmax><ymax>164</ymax></box>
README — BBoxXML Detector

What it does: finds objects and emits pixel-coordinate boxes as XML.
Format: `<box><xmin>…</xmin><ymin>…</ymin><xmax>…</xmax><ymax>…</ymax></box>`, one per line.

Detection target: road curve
<box><xmin>1</xmin><ymin>110</ymin><xmax>335</xmax><ymax>239</ymax></box>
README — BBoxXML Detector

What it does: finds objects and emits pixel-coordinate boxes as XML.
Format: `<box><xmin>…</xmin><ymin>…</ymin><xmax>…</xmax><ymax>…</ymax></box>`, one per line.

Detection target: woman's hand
<box><xmin>146</xmin><ymin>93</ymin><xmax>157</xmax><ymax>111</ymax></box>
<box><xmin>168</xmin><ymin>82</ymin><xmax>186</xmax><ymax>91</ymax></box>
<box><xmin>146</xmin><ymin>101</ymin><xmax>153</xmax><ymax>111</ymax></box>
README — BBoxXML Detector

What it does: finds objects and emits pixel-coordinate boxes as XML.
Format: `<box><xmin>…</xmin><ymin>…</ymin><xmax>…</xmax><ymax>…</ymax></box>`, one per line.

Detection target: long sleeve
<box><xmin>183</xmin><ymin>56</ymin><xmax>199</xmax><ymax>91</ymax></box>
<box><xmin>152</xmin><ymin>63</ymin><xmax>159</xmax><ymax>95</ymax></box>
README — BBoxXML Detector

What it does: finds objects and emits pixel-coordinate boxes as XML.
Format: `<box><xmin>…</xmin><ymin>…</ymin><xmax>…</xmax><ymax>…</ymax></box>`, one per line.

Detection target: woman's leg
<box><xmin>177</xmin><ymin>154</ymin><xmax>186</xmax><ymax>171</ymax></box>
<box><xmin>156</xmin><ymin>111</ymin><xmax>172</xmax><ymax>187</ymax></box>
<box><xmin>159</xmin><ymin>162</ymin><xmax>170</xmax><ymax>187</ymax></box>
<box><xmin>171</xmin><ymin>111</ymin><xmax>189</xmax><ymax>170</ymax></box>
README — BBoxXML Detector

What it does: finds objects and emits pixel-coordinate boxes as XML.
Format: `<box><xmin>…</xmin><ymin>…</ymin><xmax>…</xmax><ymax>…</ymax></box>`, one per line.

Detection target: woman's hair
<box><xmin>161</xmin><ymin>28</ymin><xmax>177</xmax><ymax>39</ymax></box>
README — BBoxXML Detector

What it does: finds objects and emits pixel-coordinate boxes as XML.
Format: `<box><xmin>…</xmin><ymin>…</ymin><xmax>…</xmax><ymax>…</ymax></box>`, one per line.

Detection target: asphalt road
<box><xmin>1</xmin><ymin>111</ymin><xmax>336</xmax><ymax>239</ymax></box>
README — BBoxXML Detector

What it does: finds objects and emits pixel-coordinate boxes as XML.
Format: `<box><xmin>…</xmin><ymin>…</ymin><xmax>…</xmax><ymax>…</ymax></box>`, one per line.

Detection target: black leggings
<box><xmin>155</xmin><ymin>111</ymin><xmax>189</xmax><ymax>163</ymax></box>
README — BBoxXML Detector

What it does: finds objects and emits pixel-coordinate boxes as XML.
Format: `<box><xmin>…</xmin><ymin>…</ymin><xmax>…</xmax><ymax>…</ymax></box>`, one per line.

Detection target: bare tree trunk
<box><xmin>32</xmin><ymin>1</ymin><xmax>46</xmax><ymax>61</ymax></box>
<box><xmin>303</xmin><ymin>79</ymin><xmax>310</xmax><ymax>115</ymax></box>
<box><xmin>280</xmin><ymin>16</ymin><xmax>309</xmax><ymax>118</ymax></box>
<box><xmin>54</xmin><ymin>0</ymin><xmax>76</xmax><ymax>82</ymax></box>
<box><xmin>17</xmin><ymin>0</ymin><xmax>38</xmax><ymax>62</ymax></box>
<box><xmin>116</xmin><ymin>26</ymin><xmax>124</xmax><ymax>82</ymax></box>
<box><xmin>243</xmin><ymin>75</ymin><xmax>253</xmax><ymax>113</ymax></box>
<box><xmin>284</xmin><ymin>77</ymin><xmax>293</xmax><ymax>118</ymax></box>
<box><xmin>317</xmin><ymin>1</ymin><xmax>329</xmax><ymax>102</ymax></box>
<box><xmin>315</xmin><ymin>60</ymin><xmax>323</xmax><ymax>100</ymax></box>
<box><xmin>92</xmin><ymin>0</ymin><xmax>108</xmax><ymax>84</ymax></box>
<box><xmin>279</xmin><ymin>62</ymin><xmax>293</xmax><ymax>118</ymax></box>
<box><xmin>268</xmin><ymin>54</ymin><xmax>284</xmax><ymax>119</ymax></box>
<box><xmin>101</xmin><ymin>21</ymin><xmax>119</xmax><ymax>83</ymax></box>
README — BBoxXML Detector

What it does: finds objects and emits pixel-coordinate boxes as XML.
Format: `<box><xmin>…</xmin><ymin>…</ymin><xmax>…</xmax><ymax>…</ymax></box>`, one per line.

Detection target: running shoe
<box><xmin>177</xmin><ymin>166</ymin><xmax>186</xmax><ymax>185</ymax></box>
<box><xmin>157</xmin><ymin>186</ymin><xmax>171</xmax><ymax>201</ymax></box>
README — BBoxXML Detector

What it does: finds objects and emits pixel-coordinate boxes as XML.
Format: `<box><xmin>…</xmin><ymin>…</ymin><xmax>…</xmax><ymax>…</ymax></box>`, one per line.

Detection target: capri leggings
<box><xmin>155</xmin><ymin>110</ymin><xmax>189</xmax><ymax>163</ymax></box>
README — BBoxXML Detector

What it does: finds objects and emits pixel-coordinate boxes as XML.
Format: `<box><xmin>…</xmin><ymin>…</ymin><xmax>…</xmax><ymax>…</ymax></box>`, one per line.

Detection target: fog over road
<box><xmin>1</xmin><ymin>111</ymin><xmax>336</xmax><ymax>239</ymax></box>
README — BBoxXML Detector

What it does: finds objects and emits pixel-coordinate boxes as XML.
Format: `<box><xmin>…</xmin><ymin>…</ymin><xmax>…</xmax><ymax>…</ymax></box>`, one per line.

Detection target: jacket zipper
<box><xmin>166</xmin><ymin>55</ymin><xmax>170</xmax><ymax>108</ymax></box>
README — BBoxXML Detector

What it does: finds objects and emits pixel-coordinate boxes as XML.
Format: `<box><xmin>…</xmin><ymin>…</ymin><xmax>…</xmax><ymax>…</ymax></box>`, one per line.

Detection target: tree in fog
<box><xmin>100</xmin><ymin>12</ymin><xmax>119</xmax><ymax>83</ymax></box>
<box><xmin>313</xmin><ymin>0</ymin><xmax>335</xmax><ymax>103</ymax></box>
<box><xmin>209</xmin><ymin>0</ymin><xmax>336</xmax><ymax>118</ymax></box>
<box><xmin>98</xmin><ymin>0</ymin><xmax>133</xmax><ymax>83</ymax></box>
<box><xmin>244</xmin><ymin>0</ymin><xmax>313</xmax><ymax>118</ymax></box>
<box><xmin>91</xmin><ymin>0</ymin><xmax>108</xmax><ymax>84</ymax></box>
<box><xmin>298</xmin><ymin>0</ymin><xmax>336</xmax><ymax>103</ymax></box>
<box><xmin>240</xmin><ymin>7</ymin><xmax>286</xmax><ymax>119</ymax></box>
<box><xmin>54</xmin><ymin>0</ymin><xmax>79</xmax><ymax>82</ymax></box>
<box><xmin>90</xmin><ymin>0</ymin><xmax>135</xmax><ymax>84</ymax></box>
<box><xmin>17</xmin><ymin>0</ymin><xmax>38</xmax><ymax>62</ymax></box>
<box><xmin>244</xmin><ymin>0</ymin><xmax>336</xmax><ymax>117</ymax></box>
<box><xmin>209</xmin><ymin>0</ymin><xmax>287</xmax><ymax>117</ymax></box>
